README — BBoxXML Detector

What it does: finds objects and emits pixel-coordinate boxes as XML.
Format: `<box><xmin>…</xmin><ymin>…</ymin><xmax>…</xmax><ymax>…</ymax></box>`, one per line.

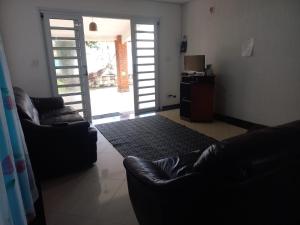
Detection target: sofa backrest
<box><xmin>195</xmin><ymin>121</ymin><xmax>300</xmax><ymax>225</ymax></box>
<box><xmin>222</xmin><ymin>120</ymin><xmax>300</xmax><ymax>160</ymax></box>
<box><xmin>194</xmin><ymin>120</ymin><xmax>300</xmax><ymax>182</ymax></box>
<box><xmin>13</xmin><ymin>87</ymin><xmax>40</xmax><ymax>125</ymax></box>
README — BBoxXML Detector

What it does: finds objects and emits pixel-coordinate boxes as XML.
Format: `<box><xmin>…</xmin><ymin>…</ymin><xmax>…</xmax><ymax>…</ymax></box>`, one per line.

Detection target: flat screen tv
<box><xmin>184</xmin><ymin>55</ymin><xmax>205</xmax><ymax>72</ymax></box>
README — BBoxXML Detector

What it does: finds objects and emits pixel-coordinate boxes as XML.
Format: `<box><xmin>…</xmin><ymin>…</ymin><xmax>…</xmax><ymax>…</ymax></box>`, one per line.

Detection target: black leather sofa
<box><xmin>124</xmin><ymin>121</ymin><xmax>300</xmax><ymax>225</ymax></box>
<box><xmin>14</xmin><ymin>87</ymin><xmax>97</xmax><ymax>179</ymax></box>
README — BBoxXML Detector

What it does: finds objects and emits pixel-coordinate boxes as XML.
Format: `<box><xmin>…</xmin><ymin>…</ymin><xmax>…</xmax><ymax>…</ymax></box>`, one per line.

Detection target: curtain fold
<box><xmin>0</xmin><ymin>35</ymin><xmax>38</xmax><ymax>225</ymax></box>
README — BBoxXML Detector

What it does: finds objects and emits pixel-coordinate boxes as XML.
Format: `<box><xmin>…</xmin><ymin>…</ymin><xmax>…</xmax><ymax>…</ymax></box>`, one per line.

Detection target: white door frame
<box><xmin>41</xmin><ymin>9</ymin><xmax>160</xmax><ymax>117</ymax></box>
<box><xmin>131</xmin><ymin>18</ymin><xmax>160</xmax><ymax>115</ymax></box>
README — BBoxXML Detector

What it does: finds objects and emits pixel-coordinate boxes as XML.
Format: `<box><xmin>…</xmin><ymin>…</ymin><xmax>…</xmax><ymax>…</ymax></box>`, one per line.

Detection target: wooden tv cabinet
<box><xmin>180</xmin><ymin>75</ymin><xmax>215</xmax><ymax>122</ymax></box>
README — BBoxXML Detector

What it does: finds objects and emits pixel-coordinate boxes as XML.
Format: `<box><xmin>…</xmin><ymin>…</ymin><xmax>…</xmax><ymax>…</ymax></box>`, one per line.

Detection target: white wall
<box><xmin>0</xmin><ymin>0</ymin><xmax>181</xmax><ymax>107</ymax></box>
<box><xmin>183</xmin><ymin>0</ymin><xmax>300</xmax><ymax>126</ymax></box>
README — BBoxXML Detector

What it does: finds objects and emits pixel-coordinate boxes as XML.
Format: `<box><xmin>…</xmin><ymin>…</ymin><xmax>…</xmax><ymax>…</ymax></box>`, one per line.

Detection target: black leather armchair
<box><xmin>124</xmin><ymin>121</ymin><xmax>300</xmax><ymax>225</ymax></box>
<box><xmin>14</xmin><ymin>87</ymin><xmax>97</xmax><ymax>179</ymax></box>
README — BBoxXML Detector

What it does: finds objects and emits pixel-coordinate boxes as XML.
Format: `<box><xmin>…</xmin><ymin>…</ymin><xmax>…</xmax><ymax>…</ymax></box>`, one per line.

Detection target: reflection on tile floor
<box><xmin>159</xmin><ymin>109</ymin><xmax>247</xmax><ymax>141</ymax></box>
<box><xmin>42</xmin><ymin>131</ymin><xmax>138</xmax><ymax>225</ymax></box>
<box><xmin>41</xmin><ymin>109</ymin><xmax>246</xmax><ymax>225</ymax></box>
<box><xmin>92</xmin><ymin>112</ymin><xmax>156</xmax><ymax>125</ymax></box>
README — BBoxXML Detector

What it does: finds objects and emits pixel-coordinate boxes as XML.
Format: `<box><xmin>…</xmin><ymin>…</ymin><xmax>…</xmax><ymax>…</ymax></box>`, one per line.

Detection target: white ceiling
<box><xmin>83</xmin><ymin>17</ymin><xmax>131</xmax><ymax>42</ymax></box>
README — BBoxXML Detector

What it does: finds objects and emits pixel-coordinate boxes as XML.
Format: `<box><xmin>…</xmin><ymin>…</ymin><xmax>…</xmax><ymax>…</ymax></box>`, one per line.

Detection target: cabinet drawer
<box><xmin>180</xmin><ymin>82</ymin><xmax>191</xmax><ymax>100</ymax></box>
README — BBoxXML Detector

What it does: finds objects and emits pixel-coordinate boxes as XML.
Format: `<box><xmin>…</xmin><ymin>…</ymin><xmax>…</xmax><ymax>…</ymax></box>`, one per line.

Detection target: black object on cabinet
<box><xmin>180</xmin><ymin>75</ymin><xmax>215</xmax><ymax>122</ymax></box>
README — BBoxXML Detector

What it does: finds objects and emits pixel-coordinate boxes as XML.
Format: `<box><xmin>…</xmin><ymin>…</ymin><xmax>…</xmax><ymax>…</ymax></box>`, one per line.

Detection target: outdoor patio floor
<box><xmin>89</xmin><ymin>85</ymin><xmax>134</xmax><ymax>118</ymax></box>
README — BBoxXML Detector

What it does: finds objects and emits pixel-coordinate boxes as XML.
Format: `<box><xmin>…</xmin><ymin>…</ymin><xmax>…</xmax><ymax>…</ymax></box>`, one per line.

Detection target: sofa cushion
<box><xmin>153</xmin><ymin>150</ymin><xmax>203</xmax><ymax>179</ymax></box>
<box><xmin>31</xmin><ymin>96</ymin><xmax>64</xmax><ymax>113</ymax></box>
<box><xmin>13</xmin><ymin>87</ymin><xmax>40</xmax><ymax>124</ymax></box>
<box><xmin>192</xmin><ymin>144</ymin><xmax>228</xmax><ymax>182</ymax></box>
<box><xmin>40</xmin><ymin>113</ymin><xmax>84</xmax><ymax>125</ymax></box>
<box><xmin>39</xmin><ymin>106</ymin><xmax>78</xmax><ymax>120</ymax></box>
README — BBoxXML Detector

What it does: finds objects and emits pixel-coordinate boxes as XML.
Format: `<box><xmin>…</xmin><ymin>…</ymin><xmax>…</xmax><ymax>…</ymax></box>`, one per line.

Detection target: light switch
<box><xmin>31</xmin><ymin>59</ymin><xmax>39</xmax><ymax>68</ymax></box>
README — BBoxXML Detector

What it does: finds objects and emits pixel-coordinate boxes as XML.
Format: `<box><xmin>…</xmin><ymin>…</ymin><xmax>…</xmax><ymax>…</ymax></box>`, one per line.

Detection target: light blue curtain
<box><xmin>0</xmin><ymin>35</ymin><xmax>38</xmax><ymax>225</ymax></box>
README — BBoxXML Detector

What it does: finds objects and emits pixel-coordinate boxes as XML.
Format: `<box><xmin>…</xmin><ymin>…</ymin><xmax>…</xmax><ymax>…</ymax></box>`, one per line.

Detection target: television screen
<box><xmin>184</xmin><ymin>55</ymin><xmax>205</xmax><ymax>72</ymax></box>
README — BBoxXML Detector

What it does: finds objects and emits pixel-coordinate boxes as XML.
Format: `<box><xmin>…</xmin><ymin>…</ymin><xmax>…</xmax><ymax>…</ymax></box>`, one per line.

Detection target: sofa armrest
<box><xmin>124</xmin><ymin>156</ymin><xmax>170</xmax><ymax>186</ymax></box>
<box><xmin>31</xmin><ymin>97</ymin><xmax>64</xmax><ymax>113</ymax></box>
<box><xmin>123</xmin><ymin>156</ymin><xmax>205</xmax><ymax>191</ymax></box>
<box><xmin>21</xmin><ymin>119</ymin><xmax>97</xmax><ymax>179</ymax></box>
<box><xmin>123</xmin><ymin>156</ymin><xmax>212</xmax><ymax>225</ymax></box>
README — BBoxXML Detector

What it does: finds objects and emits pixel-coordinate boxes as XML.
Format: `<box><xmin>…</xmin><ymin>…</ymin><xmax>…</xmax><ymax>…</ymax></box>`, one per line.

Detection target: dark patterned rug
<box><xmin>96</xmin><ymin>115</ymin><xmax>218</xmax><ymax>161</ymax></box>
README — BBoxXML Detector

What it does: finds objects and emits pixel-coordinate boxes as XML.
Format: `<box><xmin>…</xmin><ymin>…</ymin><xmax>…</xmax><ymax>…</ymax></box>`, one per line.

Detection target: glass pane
<box><xmin>51</xmin><ymin>29</ymin><xmax>75</xmax><ymax>38</ymax></box>
<box><xmin>139</xmin><ymin>95</ymin><xmax>155</xmax><ymax>102</ymax></box>
<box><xmin>137</xmin><ymin>41</ymin><xmax>154</xmax><ymax>48</ymax></box>
<box><xmin>65</xmin><ymin>103</ymin><xmax>83</xmax><ymax>111</ymax></box>
<box><xmin>139</xmin><ymin>80</ymin><xmax>155</xmax><ymax>87</ymax></box>
<box><xmin>49</xmin><ymin>19</ymin><xmax>74</xmax><ymax>28</ymax></box>
<box><xmin>58</xmin><ymin>86</ymin><xmax>81</xmax><ymax>94</ymax></box>
<box><xmin>57</xmin><ymin>77</ymin><xmax>80</xmax><ymax>86</ymax></box>
<box><xmin>62</xmin><ymin>95</ymin><xmax>82</xmax><ymax>103</ymax></box>
<box><xmin>56</xmin><ymin>68</ymin><xmax>79</xmax><ymax>76</ymax></box>
<box><xmin>137</xmin><ymin>49</ymin><xmax>154</xmax><ymax>56</ymax></box>
<box><xmin>52</xmin><ymin>40</ymin><xmax>76</xmax><ymax>48</ymax></box>
<box><xmin>136</xmin><ymin>24</ymin><xmax>154</xmax><ymax>32</ymax></box>
<box><xmin>138</xmin><ymin>73</ymin><xmax>155</xmax><ymax>80</ymax></box>
<box><xmin>138</xmin><ymin>87</ymin><xmax>155</xmax><ymax>95</ymax></box>
<box><xmin>137</xmin><ymin>57</ymin><xmax>154</xmax><ymax>64</ymax></box>
<box><xmin>55</xmin><ymin>59</ymin><xmax>78</xmax><ymax>67</ymax></box>
<box><xmin>53</xmin><ymin>49</ymin><xmax>77</xmax><ymax>57</ymax></box>
<box><xmin>138</xmin><ymin>65</ymin><xmax>155</xmax><ymax>72</ymax></box>
<box><xmin>139</xmin><ymin>102</ymin><xmax>155</xmax><ymax>109</ymax></box>
<box><xmin>136</xmin><ymin>33</ymin><xmax>154</xmax><ymax>40</ymax></box>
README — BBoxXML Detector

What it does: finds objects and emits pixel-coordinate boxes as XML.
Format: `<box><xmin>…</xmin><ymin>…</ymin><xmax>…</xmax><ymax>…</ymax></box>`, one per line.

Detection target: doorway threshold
<box><xmin>92</xmin><ymin>112</ymin><xmax>122</xmax><ymax>120</ymax></box>
<box><xmin>92</xmin><ymin>111</ymin><xmax>156</xmax><ymax>125</ymax></box>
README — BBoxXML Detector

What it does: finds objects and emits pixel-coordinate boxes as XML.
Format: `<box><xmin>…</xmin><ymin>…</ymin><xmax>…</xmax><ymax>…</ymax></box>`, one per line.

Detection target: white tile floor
<box><xmin>42</xmin><ymin>131</ymin><xmax>138</xmax><ymax>225</ymax></box>
<box><xmin>41</xmin><ymin>109</ymin><xmax>247</xmax><ymax>225</ymax></box>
